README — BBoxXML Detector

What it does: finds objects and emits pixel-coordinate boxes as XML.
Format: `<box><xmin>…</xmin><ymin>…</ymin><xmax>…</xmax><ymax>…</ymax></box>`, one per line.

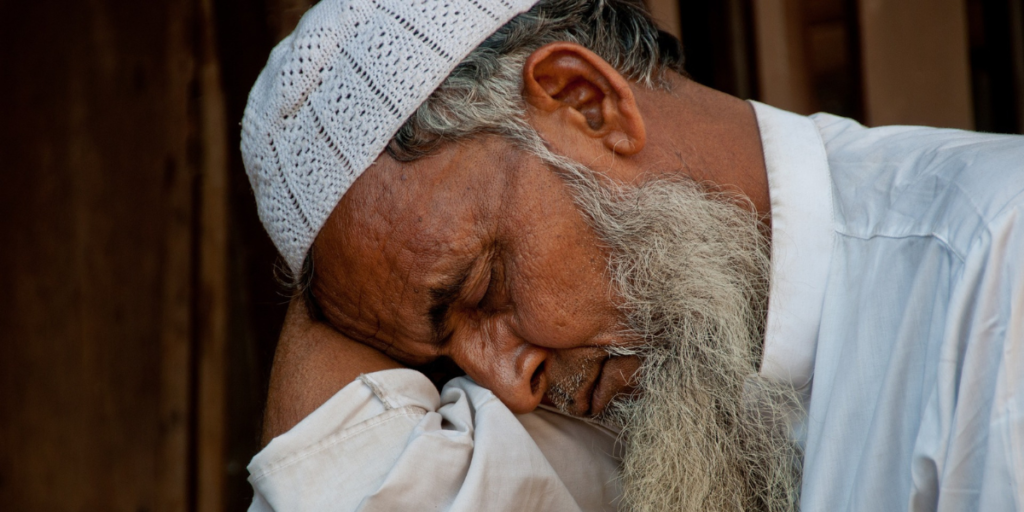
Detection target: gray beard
<box><xmin>555</xmin><ymin>164</ymin><xmax>803</xmax><ymax>512</ymax></box>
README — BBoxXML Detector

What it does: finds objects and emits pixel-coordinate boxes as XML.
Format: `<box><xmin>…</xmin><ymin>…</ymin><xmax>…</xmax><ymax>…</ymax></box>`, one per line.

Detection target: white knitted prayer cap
<box><xmin>241</xmin><ymin>0</ymin><xmax>540</xmax><ymax>274</ymax></box>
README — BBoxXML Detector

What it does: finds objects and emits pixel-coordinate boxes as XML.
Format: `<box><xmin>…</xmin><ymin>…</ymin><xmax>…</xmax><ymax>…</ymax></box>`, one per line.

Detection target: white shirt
<box><xmin>248</xmin><ymin>102</ymin><xmax>1024</xmax><ymax>511</ymax></box>
<box><xmin>757</xmin><ymin>103</ymin><xmax>1024</xmax><ymax>511</ymax></box>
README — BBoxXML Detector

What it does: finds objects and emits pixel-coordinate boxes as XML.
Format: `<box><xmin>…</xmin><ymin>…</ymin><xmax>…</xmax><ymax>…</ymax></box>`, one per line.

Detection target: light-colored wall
<box><xmin>753</xmin><ymin>0</ymin><xmax>815</xmax><ymax>114</ymax></box>
<box><xmin>751</xmin><ymin>0</ymin><xmax>975</xmax><ymax>128</ymax></box>
<box><xmin>858</xmin><ymin>0</ymin><xmax>974</xmax><ymax>128</ymax></box>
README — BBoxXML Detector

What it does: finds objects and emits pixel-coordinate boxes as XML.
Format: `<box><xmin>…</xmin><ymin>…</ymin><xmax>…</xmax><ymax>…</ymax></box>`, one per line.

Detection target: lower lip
<box><xmin>589</xmin><ymin>356</ymin><xmax>640</xmax><ymax>417</ymax></box>
<box><xmin>589</xmin><ymin>359</ymin><xmax>609</xmax><ymax>416</ymax></box>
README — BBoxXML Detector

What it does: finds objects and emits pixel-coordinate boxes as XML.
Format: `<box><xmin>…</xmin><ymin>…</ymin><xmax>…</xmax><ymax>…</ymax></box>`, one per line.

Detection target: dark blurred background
<box><xmin>0</xmin><ymin>0</ymin><xmax>1020</xmax><ymax>510</ymax></box>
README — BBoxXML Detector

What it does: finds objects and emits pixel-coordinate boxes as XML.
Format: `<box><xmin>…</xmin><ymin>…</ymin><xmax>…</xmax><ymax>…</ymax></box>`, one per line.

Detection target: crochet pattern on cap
<box><xmin>242</xmin><ymin>0</ymin><xmax>539</xmax><ymax>273</ymax></box>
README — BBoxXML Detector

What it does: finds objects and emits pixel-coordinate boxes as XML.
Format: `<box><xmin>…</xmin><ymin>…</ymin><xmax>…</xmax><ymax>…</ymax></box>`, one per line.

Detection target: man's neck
<box><xmin>632</xmin><ymin>74</ymin><xmax>771</xmax><ymax>218</ymax></box>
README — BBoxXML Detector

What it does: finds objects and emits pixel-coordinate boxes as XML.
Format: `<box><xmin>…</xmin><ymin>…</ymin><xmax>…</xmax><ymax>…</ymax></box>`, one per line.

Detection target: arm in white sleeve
<box><xmin>971</xmin><ymin>208</ymin><xmax>1024</xmax><ymax>511</ymax></box>
<box><xmin>932</xmin><ymin>206</ymin><xmax>1024</xmax><ymax>511</ymax></box>
<box><xmin>247</xmin><ymin>368</ymin><xmax>622</xmax><ymax>512</ymax></box>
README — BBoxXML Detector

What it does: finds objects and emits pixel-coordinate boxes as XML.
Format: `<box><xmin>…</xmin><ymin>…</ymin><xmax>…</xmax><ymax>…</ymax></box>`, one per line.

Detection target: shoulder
<box><xmin>810</xmin><ymin>113</ymin><xmax>1024</xmax><ymax>256</ymax></box>
<box><xmin>811</xmin><ymin>113</ymin><xmax>1024</xmax><ymax>202</ymax></box>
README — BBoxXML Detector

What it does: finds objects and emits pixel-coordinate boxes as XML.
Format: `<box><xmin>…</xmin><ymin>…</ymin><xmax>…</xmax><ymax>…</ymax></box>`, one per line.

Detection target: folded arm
<box><xmin>261</xmin><ymin>296</ymin><xmax>403</xmax><ymax>445</ymax></box>
<box><xmin>252</xmin><ymin>297</ymin><xmax>623</xmax><ymax>512</ymax></box>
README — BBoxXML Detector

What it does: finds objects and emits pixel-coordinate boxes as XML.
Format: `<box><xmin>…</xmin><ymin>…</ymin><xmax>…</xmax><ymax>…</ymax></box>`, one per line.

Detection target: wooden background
<box><xmin>1</xmin><ymin>0</ymin><xmax>1021</xmax><ymax>510</ymax></box>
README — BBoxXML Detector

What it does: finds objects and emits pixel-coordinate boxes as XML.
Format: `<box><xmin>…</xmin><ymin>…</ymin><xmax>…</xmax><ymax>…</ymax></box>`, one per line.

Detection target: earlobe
<box><xmin>523</xmin><ymin>42</ymin><xmax>646</xmax><ymax>156</ymax></box>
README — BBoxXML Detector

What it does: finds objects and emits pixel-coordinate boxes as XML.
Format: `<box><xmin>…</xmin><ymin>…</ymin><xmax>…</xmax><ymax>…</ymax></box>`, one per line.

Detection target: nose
<box><xmin>453</xmin><ymin>331</ymin><xmax>548</xmax><ymax>414</ymax></box>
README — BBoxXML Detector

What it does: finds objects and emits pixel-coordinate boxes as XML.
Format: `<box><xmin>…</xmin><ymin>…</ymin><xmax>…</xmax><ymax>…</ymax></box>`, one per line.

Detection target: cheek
<box><xmin>508</xmin><ymin>233</ymin><xmax>618</xmax><ymax>348</ymax></box>
<box><xmin>499</xmin><ymin>158</ymin><xmax>620</xmax><ymax>348</ymax></box>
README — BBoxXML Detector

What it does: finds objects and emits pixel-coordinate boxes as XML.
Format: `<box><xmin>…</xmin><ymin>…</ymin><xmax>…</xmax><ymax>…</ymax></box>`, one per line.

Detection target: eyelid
<box><xmin>466</xmin><ymin>264</ymin><xmax>493</xmax><ymax>306</ymax></box>
<box><xmin>471</xmin><ymin>245</ymin><xmax>507</xmax><ymax>310</ymax></box>
<box><xmin>429</xmin><ymin>251</ymin><xmax>494</xmax><ymax>348</ymax></box>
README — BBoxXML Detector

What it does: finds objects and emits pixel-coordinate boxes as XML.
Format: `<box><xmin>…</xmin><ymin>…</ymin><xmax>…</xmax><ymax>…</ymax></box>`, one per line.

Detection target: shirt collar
<box><xmin>749</xmin><ymin>101</ymin><xmax>835</xmax><ymax>389</ymax></box>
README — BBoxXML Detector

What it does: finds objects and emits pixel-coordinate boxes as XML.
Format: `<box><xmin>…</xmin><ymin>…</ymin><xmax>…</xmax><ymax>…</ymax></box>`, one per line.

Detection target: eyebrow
<box><xmin>427</xmin><ymin>260</ymin><xmax>474</xmax><ymax>346</ymax></box>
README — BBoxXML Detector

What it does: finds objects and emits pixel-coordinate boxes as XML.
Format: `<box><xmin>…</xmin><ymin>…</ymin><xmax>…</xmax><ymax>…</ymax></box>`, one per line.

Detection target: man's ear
<box><xmin>523</xmin><ymin>42</ymin><xmax>646</xmax><ymax>156</ymax></box>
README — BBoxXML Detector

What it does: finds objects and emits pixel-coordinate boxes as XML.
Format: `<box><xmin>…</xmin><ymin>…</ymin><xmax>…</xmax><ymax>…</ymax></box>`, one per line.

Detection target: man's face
<box><xmin>311</xmin><ymin>135</ymin><xmax>640</xmax><ymax>416</ymax></box>
<box><xmin>311</xmin><ymin>130</ymin><xmax>799</xmax><ymax>512</ymax></box>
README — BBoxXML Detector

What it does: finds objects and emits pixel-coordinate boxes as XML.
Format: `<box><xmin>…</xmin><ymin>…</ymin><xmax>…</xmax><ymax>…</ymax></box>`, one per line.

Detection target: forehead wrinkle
<box><xmin>316</xmin><ymin>137</ymin><xmax>520</xmax><ymax>356</ymax></box>
<box><xmin>368</xmin><ymin>224</ymin><xmax>432</xmax><ymax>345</ymax></box>
<box><xmin>368</xmin><ymin>189</ymin><xmax>487</xmax><ymax>348</ymax></box>
<box><xmin>396</xmin><ymin>192</ymin><xmax>499</xmax><ymax>346</ymax></box>
<box><xmin>316</xmin><ymin>197</ymin><xmax>411</xmax><ymax>350</ymax></box>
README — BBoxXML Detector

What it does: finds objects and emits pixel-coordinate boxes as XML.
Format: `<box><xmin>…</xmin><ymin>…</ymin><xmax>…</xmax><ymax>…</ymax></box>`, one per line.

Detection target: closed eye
<box><xmin>468</xmin><ymin>265</ymin><xmax>492</xmax><ymax>309</ymax></box>
<box><xmin>476</xmin><ymin>257</ymin><xmax>507</xmax><ymax>313</ymax></box>
<box><xmin>466</xmin><ymin>252</ymin><xmax>505</xmax><ymax>315</ymax></box>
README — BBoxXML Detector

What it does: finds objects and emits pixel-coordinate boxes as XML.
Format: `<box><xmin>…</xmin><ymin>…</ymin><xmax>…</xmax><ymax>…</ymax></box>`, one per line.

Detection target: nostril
<box><xmin>530</xmin><ymin>360</ymin><xmax>545</xmax><ymax>395</ymax></box>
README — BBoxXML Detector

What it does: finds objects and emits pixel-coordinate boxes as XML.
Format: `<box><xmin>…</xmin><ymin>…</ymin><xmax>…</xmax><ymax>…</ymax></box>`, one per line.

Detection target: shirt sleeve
<box><xmin>917</xmin><ymin>205</ymin><xmax>1024</xmax><ymax>511</ymax></box>
<box><xmin>958</xmin><ymin>207</ymin><xmax>1024</xmax><ymax>511</ymax></box>
<box><xmin>246</xmin><ymin>368</ymin><xmax>622</xmax><ymax>512</ymax></box>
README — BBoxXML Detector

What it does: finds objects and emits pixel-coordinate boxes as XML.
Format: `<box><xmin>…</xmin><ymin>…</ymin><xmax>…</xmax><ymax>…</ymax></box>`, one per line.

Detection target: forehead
<box><xmin>311</xmin><ymin>137</ymin><xmax>522</xmax><ymax>346</ymax></box>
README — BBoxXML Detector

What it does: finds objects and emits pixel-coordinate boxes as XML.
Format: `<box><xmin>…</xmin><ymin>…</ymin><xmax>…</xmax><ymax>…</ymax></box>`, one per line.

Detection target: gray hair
<box><xmin>386</xmin><ymin>0</ymin><xmax>684</xmax><ymax>161</ymax></box>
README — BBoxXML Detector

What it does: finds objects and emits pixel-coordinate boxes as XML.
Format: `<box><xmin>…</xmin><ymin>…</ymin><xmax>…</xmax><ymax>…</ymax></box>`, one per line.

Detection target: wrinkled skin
<box><xmin>313</xmin><ymin>135</ymin><xmax>641</xmax><ymax>416</ymax></box>
<box><xmin>261</xmin><ymin>42</ymin><xmax>769</xmax><ymax>441</ymax></box>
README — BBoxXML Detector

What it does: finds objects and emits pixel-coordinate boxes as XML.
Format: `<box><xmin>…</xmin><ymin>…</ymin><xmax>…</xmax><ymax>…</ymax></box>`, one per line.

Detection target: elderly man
<box><xmin>240</xmin><ymin>1</ymin><xmax>1024</xmax><ymax>510</ymax></box>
